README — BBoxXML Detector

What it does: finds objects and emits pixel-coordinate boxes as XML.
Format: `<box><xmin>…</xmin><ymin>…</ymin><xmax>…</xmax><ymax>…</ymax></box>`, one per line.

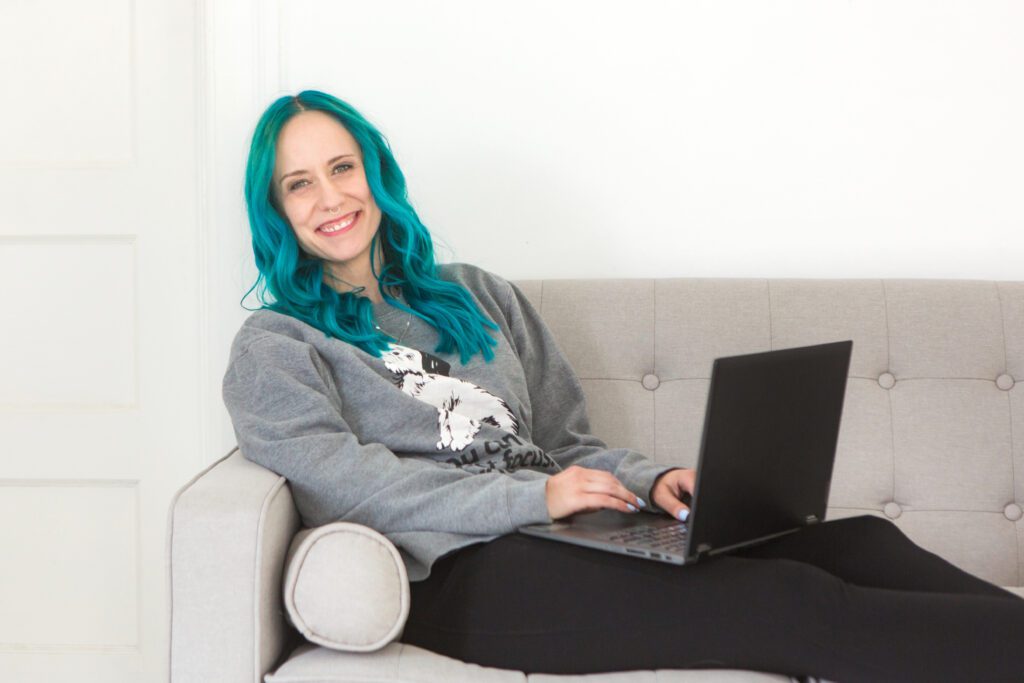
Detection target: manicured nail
<box><xmin>627</xmin><ymin>503</ymin><xmax>638</xmax><ymax>512</ymax></box>
<box><xmin>636</xmin><ymin>498</ymin><xmax>647</xmax><ymax>508</ymax></box>
<box><xmin>677</xmin><ymin>509</ymin><xmax>689</xmax><ymax>522</ymax></box>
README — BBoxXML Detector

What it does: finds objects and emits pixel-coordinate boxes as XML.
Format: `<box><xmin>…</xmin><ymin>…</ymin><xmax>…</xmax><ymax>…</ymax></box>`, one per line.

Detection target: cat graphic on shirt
<box><xmin>382</xmin><ymin>344</ymin><xmax>519</xmax><ymax>451</ymax></box>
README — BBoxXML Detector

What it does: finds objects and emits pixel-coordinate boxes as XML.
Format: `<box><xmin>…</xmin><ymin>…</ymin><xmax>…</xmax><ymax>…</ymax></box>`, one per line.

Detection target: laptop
<box><xmin>518</xmin><ymin>340</ymin><xmax>853</xmax><ymax>565</ymax></box>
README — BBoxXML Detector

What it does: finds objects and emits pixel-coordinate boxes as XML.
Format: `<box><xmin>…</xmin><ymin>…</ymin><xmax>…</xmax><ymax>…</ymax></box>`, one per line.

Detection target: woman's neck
<box><xmin>323</xmin><ymin>244</ymin><xmax>390</xmax><ymax>304</ymax></box>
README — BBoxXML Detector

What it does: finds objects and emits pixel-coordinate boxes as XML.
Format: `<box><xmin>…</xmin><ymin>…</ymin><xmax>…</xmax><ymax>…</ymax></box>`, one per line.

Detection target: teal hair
<box><xmin>242</xmin><ymin>90</ymin><xmax>499</xmax><ymax>363</ymax></box>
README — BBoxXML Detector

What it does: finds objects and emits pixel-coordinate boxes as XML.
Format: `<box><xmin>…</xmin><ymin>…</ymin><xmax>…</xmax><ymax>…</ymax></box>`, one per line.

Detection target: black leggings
<box><xmin>400</xmin><ymin>515</ymin><xmax>1024</xmax><ymax>682</ymax></box>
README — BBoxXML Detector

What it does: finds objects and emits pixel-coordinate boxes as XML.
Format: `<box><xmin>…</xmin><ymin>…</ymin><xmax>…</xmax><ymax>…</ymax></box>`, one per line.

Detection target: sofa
<box><xmin>168</xmin><ymin>276</ymin><xmax>1024</xmax><ymax>683</ymax></box>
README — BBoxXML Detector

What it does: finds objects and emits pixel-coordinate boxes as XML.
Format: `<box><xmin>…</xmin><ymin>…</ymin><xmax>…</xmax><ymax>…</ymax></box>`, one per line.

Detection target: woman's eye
<box><xmin>286</xmin><ymin>164</ymin><xmax>350</xmax><ymax>192</ymax></box>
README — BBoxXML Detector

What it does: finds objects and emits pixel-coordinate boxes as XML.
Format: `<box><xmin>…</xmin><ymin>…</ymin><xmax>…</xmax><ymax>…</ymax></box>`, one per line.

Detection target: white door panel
<box><xmin>0</xmin><ymin>0</ymin><xmax>200</xmax><ymax>681</ymax></box>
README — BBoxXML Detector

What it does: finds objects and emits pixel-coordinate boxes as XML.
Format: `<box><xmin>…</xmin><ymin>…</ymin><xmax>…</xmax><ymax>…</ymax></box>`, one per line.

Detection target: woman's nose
<box><xmin>317</xmin><ymin>178</ymin><xmax>345</xmax><ymax>211</ymax></box>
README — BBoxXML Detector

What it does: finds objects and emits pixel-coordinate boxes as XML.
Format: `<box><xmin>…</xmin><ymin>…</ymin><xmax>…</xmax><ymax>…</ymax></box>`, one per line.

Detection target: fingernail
<box><xmin>636</xmin><ymin>498</ymin><xmax>647</xmax><ymax>508</ymax></box>
<box><xmin>677</xmin><ymin>509</ymin><xmax>689</xmax><ymax>522</ymax></box>
<box><xmin>627</xmin><ymin>503</ymin><xmax>638</xmax><ymax>512</ymax></box>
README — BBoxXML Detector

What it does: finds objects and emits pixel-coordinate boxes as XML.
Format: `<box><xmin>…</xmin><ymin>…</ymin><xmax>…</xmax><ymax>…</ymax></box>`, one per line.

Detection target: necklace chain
<box><xmin>376</xmin><ymin>312</ymin><xmax>412</xmax><ymax>345</ymax></box>
<box><xmin>324</xmin><ymin>270</ymin><xmax>366</xmax><ymax>295</ymax></box>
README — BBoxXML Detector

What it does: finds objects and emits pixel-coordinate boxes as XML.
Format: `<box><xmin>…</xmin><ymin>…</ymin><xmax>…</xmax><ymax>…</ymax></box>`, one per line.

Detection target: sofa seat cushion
<box><xmin>284</xmin><ymin>523</ymin><xmax>410</xmax><ymax>652</ymax></box>
<box><xmin>268</xmin><ymin>643</ymin><xmax>800</xmax><ymax>682</ymax></box>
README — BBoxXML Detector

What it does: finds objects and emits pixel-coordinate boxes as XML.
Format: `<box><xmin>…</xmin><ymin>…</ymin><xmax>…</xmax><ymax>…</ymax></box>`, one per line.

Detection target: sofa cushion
<box><xmin>284</xmin><ymin>522</ymin><xmax>410</xmax><ymax>652</ymax></box>
<box><xmin>267</xmin><ymin>643</ymin><xmax>799</xmax><ymax>682</ymax></box>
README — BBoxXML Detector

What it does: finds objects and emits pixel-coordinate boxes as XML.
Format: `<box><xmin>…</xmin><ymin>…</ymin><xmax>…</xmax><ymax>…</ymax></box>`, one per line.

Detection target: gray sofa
<box><xmin>168</xmin><ymin>276</ymin><xmax>1024</xmax><ymax>683</ymax></box>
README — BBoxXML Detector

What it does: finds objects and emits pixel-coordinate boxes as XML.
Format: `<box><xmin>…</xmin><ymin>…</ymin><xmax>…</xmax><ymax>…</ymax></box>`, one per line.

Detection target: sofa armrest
<box><xmin>168</xmin><ymin>448</ymin><xmax>301</xmax><ymax>683</ymax></box>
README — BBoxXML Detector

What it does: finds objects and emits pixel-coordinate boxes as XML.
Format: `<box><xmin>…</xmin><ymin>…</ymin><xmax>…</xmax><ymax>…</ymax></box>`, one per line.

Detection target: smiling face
<box><xmin>271</xmin><ymin>110</ymin><xmax>384</xmax><ymax>291</ymax></box>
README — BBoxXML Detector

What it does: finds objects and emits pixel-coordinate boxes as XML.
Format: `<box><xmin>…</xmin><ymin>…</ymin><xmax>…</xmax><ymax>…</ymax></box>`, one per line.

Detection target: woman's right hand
<box><xmin>545</xmin><ymin>465</ymin><xmax>645</xmax><ymax>521</ymax></box>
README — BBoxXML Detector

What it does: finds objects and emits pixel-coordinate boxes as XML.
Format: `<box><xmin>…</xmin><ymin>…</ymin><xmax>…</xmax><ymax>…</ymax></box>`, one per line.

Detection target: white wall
<box><xmin>208</xmin><ymin>0</ymin><xmax>1024</xmax><ymax>458</ymax></box>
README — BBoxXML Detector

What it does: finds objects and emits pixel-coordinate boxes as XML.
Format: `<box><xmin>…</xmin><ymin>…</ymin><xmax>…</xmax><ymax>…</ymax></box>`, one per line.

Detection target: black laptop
<box><xmin>518</xmin><ymin>340</ymin><xmax>853</xmax><ymax>564</ymax></box>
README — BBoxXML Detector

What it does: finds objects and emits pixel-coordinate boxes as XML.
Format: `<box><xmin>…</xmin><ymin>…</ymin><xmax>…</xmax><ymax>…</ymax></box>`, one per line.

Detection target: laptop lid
<box><xmin>686</xmin><ymin>339</ymin><xmax>853</xmax><ymax>559</ymax></box>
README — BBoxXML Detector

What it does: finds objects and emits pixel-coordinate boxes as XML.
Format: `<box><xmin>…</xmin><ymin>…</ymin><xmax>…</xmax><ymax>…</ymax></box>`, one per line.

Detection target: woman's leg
<box><xmin>402</xmin><ymin>533</ymin><xmax>1024</xmax><ymax>682</ymax></box>
<box><xmin>733</xmin><ymin>514</ymin><xmax>1020</xmax><ymax>600</ymax></box>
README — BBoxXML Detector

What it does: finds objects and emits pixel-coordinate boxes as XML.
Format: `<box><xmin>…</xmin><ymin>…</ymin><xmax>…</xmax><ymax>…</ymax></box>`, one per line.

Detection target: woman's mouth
<box><xmin>318</xmin><ymin>211</ymin><xmax>360</xmax><ymax>235</ymax></box>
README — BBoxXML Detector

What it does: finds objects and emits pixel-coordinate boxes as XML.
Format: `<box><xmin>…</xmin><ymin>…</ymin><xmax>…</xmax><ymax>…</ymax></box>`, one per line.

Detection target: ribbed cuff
<box><xmin>617</xmin><ymin>461</ymin><xmax>683</xmax><ymax>514</ymax></box>
<box><xmin>506</xmin><ymin>477</ymin><xmax>552</xmax><ymax>527</ymax></box>
<box><xmin>647</xmin><ymin>467</ymin><xmax>684</xmax><ymax>513</ymax></box>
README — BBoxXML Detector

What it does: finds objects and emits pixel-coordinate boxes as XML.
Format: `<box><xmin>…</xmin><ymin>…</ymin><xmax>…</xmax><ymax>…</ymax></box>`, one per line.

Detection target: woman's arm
<box><xmin>501</xmin><ymin>280</ymin><xmax>679</xmax><ymax>509</ymax></box>
<box><xmin>222</xmin><ymin>334</ymin><xmax>553</xmax><ymax>533</ymax></box>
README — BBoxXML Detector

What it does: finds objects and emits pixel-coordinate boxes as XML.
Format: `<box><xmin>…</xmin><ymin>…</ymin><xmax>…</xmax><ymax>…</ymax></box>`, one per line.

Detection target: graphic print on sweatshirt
<box><xmin>382</xmin><ymin>343</ymin><xmax>520</xmax><ymax>451</ymax></box>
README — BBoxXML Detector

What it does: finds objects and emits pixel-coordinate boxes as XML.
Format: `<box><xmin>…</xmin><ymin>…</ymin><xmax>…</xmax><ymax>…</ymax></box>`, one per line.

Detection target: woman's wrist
<box><xmin>648</xmin><ymin>467</ymin><xmax>684</xmax><ymax>512</ymax></box>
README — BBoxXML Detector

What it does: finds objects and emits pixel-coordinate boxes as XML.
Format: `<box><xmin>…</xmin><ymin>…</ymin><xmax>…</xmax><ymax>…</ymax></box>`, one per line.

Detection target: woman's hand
<box><xmin>652</xmin><ymin>468</ymin><xmax>696</xmax><ymax>521</ymax></box>
<box><xmin>545</xmin><ymin>465</ymin><xmax>645</xmax><ymax>521</ymax></box>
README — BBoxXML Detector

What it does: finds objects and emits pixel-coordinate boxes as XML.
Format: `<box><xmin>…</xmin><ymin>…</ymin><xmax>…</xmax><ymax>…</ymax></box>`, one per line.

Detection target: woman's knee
<box><xmin>718</xmin><ymin>558</ymin><xmax>847</xmax><ymax>645</ymax></box>
<box><xmin>714</xmin><ymin>556</ymin><xmax>846</xmax><ymax>607</ymax></box>
<box><xmin>771</xmin><ymin>556</ymin><xmax>848</xmax><ymax>596</ymax></box>
<box><xmin>828</xmin><ymin>513</ymin><xmax>903</xmax><ymax>539</ymax></box>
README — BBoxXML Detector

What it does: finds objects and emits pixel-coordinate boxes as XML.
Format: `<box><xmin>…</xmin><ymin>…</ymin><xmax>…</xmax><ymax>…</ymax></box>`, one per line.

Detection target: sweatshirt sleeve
<box><xmin>222</xmin><ymin>333</ymin><xmax>553</xmax><ymax>532</ymax></box>
<box><xmin>502</xmin><ymin>281</ymin><xmax>677</xmax><ymax>510</ymax></box>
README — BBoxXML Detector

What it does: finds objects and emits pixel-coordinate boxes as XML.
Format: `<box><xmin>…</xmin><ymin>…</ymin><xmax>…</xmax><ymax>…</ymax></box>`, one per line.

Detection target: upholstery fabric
<box><xmin>284</xmin><ymin>523</ymin><xmax>410</xmax><ymax>651</ymax></box>
<box><xmin>170</xmin><ymin>277</ymin><xmax>1024</xmax><ymax>683</ymax></box>
<box><xmin>267</xmin><ymin>643</ymin><xmax>794</xmax><ymax>682</ymax></box>
<box><xmin>168</xmin><ymin>449</ymin><xmax>301</xmax><ymax>683</ymax></box>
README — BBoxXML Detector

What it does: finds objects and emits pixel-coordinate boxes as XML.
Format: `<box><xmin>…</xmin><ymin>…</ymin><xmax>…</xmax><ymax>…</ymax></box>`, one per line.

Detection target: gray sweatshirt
<box><xmin>222</xmin><ymin>262</ymin><xmax>676</xmax><ymax>580</ymax></box>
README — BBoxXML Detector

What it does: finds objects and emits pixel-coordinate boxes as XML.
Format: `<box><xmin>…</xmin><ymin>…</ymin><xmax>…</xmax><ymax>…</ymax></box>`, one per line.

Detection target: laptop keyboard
<box><xmin>607</xmin><ymin>523</ymin><xmax>689</xmax><ymax>554</ymax></box>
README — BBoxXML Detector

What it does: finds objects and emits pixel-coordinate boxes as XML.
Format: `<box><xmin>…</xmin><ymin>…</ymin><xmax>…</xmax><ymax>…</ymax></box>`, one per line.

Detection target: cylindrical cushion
<box><xmin>283</xmin><ymin>522</ymin><xmax>410</xmax><ymax>652</ymax></box>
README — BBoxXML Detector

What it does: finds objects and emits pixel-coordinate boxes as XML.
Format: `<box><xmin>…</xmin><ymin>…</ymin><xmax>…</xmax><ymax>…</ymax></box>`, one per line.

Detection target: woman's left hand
<box><xmin>651</xmin><ymin>468</ymin><xmax>696</xmax><ymax>522</ymax></box>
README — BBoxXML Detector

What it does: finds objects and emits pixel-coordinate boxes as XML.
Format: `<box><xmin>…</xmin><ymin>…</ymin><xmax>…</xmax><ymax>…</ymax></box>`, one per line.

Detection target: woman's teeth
<box><xmin>321</xmin><ymin>212</ymin><xmax>357</xmax><ymax>233</ymax></box>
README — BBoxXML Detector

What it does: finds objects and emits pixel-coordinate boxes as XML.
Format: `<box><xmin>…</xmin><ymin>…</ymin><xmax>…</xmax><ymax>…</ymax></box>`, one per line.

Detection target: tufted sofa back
<box><xmin>514</xmin><ymin>278</ymin><xmax>1024</xmax><ymax>588</ymax></box>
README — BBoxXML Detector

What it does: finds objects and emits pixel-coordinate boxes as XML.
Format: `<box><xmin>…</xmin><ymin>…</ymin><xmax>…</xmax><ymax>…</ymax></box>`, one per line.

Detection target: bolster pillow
<box><xmin>283</xmin><ymin>522</ymin><xmax>410</xmax><ymax>652</ymax></box>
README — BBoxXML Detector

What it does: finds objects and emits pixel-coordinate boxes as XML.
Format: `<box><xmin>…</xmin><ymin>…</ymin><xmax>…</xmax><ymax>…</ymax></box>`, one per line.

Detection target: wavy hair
<box><xmin>242</xmin><ymin>90</ymin><xmax>499</xmax><ymax>363</ymax></box>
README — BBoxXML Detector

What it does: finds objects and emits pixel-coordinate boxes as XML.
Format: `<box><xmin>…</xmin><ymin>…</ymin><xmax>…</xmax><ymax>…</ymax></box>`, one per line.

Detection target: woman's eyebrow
<box><xmin>279</xmin><ymin>154</ymin><xmax>357</xmax><ymax>185</ymax></box>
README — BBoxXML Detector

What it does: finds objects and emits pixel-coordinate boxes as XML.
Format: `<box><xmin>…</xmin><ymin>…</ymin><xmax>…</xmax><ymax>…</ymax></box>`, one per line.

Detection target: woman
<box><xmin>223</xmin><ymin>90</ymin><xmax>1024</xmax><ymax>683</ymax></box>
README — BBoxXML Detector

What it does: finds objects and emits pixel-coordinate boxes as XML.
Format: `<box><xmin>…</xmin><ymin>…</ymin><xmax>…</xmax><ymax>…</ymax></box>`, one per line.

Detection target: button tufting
<box><xmin>996</xmin><ymin>374</ymin><xmax>1015</xmax><ymax>391</ymax></box>
<box><xmin>883</xmin><ymin>502</ymin><xmax>902</xmax><ymax>519</ymax></box>
<box><xmin>1004</xmin><ymin>503</ymin><xmax>1023</xmax><ymax>522</ymax></box>
<box><xmin>641</xmin><ymin>374</ymin><xmax>660</xmax><ymax>391</ymax></box>
<box><xmin>878</xmin><ymin>372</ymin><xmax>896</xmax><ymax>390</ymax></box>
